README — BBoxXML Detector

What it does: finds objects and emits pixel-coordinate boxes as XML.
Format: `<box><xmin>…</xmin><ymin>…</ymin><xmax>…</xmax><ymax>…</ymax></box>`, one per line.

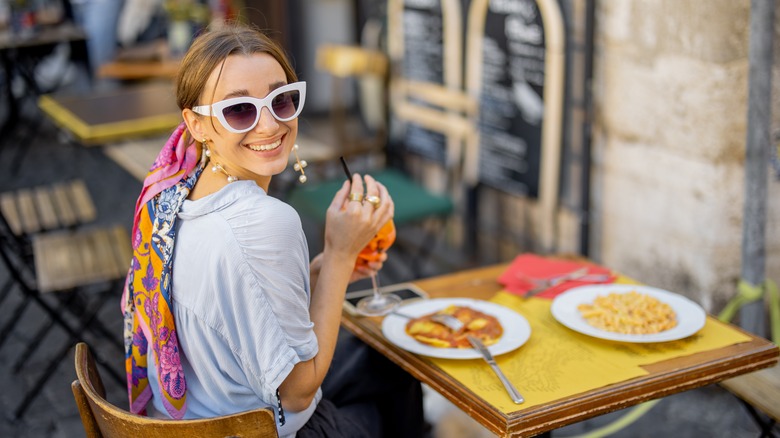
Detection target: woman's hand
<box><xmin>322</xmin><ymin>174</ymin><xmax>394</xmax><ymax>263</ymax></box>
<box><xmin>350</xmin><ymin>251</ymin><xmax>387</xmax><ymax>282</ymax></box>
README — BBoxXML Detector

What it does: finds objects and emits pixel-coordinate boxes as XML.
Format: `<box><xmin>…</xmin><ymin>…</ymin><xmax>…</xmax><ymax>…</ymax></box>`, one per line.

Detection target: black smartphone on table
<box><xmin>343</xmin><ymin>283</ymin><xmax>428</xmax><ymax>315</ymax></box>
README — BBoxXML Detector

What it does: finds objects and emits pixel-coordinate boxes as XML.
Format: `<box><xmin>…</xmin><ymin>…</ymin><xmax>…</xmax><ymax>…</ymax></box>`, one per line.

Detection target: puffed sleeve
<box><xmin>227</xmin><ymin>194</ymin><xmax>318</xmax><ymax>400</ymax></box>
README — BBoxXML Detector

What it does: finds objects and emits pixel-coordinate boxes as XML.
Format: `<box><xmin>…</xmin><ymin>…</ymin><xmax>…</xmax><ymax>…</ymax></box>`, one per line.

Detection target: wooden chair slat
<box><xmin>33</xmin><ymin>232</ymin><xmax>73</xmax><ymax>293</ymax></box>
<box><xmin>1</xmin><ymin>179</ymin><xmax>96</xmax><ymax>241</ymax></box>
<box><xmin>51</xmin><ymin>183</ymin><xmax>79</xmax><ymax>228</ymax></box>
<box><xmin>76</xmin><ymin>232</ymin><xmax>99</xmax><ymax>284</ymax></box>
<box><xmin>16</xmin><ymin>189</ymin><xmax>41</xmax><ymax>235</ymax></box>
<box><xmin>71</xmin><ymin>382</ymin><xmax>101</xmax><ymax>438</ymax></box>
<box><xmin>721</xmin><ymin>363</ymin><xmax>780</xmax><ymax>422</ymax></box>
<box><xmin>75</xmin><ymin>229</ymin><xmax>115</xmax><ymax>287</ymax></box>
<box><xmin>33</xmin><ymin>187</ymin><xmax>60</xmax><ymax>230</ymax></box>
<box><xmin>0</xmin><ymin>193</ymin><xmax>23</xmax><ymax>236</ymax></box>
<box><xmin>68</xmin><ymin>180</ymin><xmax>97</xmax><ymax>224</ymax></box>
<box><xmin>108</xmin><ymin>225</ymin><xmax>132</xmax><ymax>278</ymax></box>
<box><xmin>33</xmin><ymin>226</ymin><xmax>133</xmax><ymax>293</ymax></box>
<box><xmin>88</xmin><ymin>228</ymin><xmax>119</xmax><ymax>280</ymax></box>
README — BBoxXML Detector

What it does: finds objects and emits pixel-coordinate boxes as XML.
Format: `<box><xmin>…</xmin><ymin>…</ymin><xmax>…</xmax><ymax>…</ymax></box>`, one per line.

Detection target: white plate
<box><xmin>382</xmin><ymin>298</ymin><xmax>531</xmax><ymax>359</ymax></box>
<box><xmin>550</xmin><ymin>284</ymin><xmax>706</xmax><ymax>343</ymax></box>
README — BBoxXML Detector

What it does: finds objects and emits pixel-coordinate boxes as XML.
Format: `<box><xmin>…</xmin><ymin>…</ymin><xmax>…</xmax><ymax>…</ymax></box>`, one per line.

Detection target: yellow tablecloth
<box><xmin>428</xmin><ymin>282</ymin><xmax>752</xmax><ymax>413</ymax></box>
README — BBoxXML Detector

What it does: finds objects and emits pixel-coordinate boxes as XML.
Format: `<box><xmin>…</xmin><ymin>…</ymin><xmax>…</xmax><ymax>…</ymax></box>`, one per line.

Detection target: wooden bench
<box><xmin>720</xmin><ymin>363</ymin><xmax>780</xmax><ymax>435</ymax></box>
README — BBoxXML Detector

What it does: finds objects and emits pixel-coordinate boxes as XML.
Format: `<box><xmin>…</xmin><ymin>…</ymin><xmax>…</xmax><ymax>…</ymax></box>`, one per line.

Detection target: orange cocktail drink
<box><xmin>355</xmin><ymin>219</ymin><xmax>396</xmax><ymax>270</ymax></box>
<box><xmin>355</xmin><ymin>218</ymin><xmax>400</xmax><ymax>315</ymax></box>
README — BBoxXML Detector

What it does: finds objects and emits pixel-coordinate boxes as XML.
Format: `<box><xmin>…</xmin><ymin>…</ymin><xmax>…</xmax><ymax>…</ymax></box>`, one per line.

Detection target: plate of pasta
<box><xmin>551</xmin><ymin>284</ymin><xmax>706</xmax><ymax>343</ymax></box>
<box><xmin>382</xmin><ymin>298</ymin><xmax>531</xmax><ymax>359</ymax></box>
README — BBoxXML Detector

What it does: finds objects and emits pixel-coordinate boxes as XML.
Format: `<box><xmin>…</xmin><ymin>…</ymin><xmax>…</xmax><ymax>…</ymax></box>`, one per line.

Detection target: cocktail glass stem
<box><xmin>356</xmin><ymin>272</ymin><xmax>401</xmax><ymax>316</ymax></box>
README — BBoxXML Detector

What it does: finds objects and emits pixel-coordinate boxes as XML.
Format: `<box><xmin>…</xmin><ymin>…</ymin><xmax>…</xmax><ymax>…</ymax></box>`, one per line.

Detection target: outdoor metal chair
<box><xmin>0</xmin><ymin>180</ymin><xmax>131</xmax><ymax>419</ymax></box>
<box><xmin>72</xmin><ymin>342</ymin><xmax>279</xmax><ymax>438</ymax></box>
<box><xmin>0</xmin><ymin>179</ymin><xmax>97</xmax><ymax>349</ymax></box>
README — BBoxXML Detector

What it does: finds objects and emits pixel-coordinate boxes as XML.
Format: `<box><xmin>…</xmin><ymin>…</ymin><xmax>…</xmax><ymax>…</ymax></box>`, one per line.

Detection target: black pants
<box><xmin>297</xmin><ymin>329</ymin><xmax>425</xmax><ymax>438</ymax></box>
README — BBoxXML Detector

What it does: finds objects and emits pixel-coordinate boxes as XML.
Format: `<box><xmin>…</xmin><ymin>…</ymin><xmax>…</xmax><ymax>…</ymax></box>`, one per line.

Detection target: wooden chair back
<box><xmin>72</xmin><ymin>343</ymin><xmax>279</xmax><ymax>438</ymax></box>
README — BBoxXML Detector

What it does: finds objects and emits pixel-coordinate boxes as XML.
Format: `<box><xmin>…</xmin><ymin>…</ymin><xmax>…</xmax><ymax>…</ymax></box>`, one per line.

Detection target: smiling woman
<box><xmin>120</xmin><ymin>22</ymin><xmax>424</xmax><ymax>438</ymax></box>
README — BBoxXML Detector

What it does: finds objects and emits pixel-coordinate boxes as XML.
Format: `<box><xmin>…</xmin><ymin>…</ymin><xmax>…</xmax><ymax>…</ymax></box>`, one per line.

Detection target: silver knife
<box><xmin>466</xmin><ymin>335</ymin><xmax>524</xmax><ymax>404</ymax></box>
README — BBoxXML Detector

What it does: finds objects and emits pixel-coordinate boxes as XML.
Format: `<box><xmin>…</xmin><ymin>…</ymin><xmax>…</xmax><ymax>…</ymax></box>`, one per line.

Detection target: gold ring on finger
<box><xmin>364</xmin><ymin>195</ymin><xmax>381</xmax><ymax>209</ymax></box>
<box><xmin>349</xmin><ymin>193</ymin><xmax>364</xmax><ymax>203</ymax></box>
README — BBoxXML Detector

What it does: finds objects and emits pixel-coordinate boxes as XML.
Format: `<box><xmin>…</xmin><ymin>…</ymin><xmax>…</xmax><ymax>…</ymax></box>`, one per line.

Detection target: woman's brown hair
<box><xmin>175</xmin><ymin>23</ymin><xmax>298</xmax><ymax>112</ymax></box>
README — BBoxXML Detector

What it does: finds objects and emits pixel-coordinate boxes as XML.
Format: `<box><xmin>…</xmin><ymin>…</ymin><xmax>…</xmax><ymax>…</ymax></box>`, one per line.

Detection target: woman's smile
<box><xmin>244</xmin><ymin>138</ymin><xmax>282</xmax><ymax>152</ymax></box>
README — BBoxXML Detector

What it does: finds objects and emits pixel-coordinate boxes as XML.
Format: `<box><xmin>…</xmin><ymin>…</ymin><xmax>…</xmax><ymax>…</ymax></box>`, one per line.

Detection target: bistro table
<box><xmin>341</xmin><ymin>262</ymin><xmax>779</xmax><ymax>437</ymax></box>
<box><xmin>0</xmin><ymin>22</ymin><xmax>89</xmax><ymax>169</ymax></box>
<box><xmin>38</xmin><ymin>80</ymin><xmax>182</xmax><ymax>145</ymax></box>
<box><xmin>97</xmin><ymin>58</ymin><xmax>180</xmax><ymax>81</ymax></box>
<box><xmin>96</xmin><ymin>39</ymin><xmax>180</xmax><ymax>81</ymax></box>
<box><xmin>0</xmin><ymin>22</ymin><xmax>89</xmax><ymax>133</ymax></box>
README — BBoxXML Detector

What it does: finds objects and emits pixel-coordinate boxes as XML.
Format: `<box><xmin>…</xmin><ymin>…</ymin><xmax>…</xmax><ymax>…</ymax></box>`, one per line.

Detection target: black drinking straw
<box><xmin>340</xmin><ymin>156</ymin><xmax>352</xmax><ymax>181</ymax></box>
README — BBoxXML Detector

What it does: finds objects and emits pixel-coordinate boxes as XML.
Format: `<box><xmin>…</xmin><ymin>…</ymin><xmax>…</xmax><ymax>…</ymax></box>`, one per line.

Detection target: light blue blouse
<box><xmin>146</xmin><ymin>181</ymin><xmax>320</xmax><ymax>437</ymax></box>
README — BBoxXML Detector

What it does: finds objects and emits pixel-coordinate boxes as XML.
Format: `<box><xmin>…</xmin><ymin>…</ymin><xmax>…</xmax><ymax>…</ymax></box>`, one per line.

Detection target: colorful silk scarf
<box><xmin>121</xmin><ymin>123</ymin><xmax>204</xmax><ymax>418</ymax></box>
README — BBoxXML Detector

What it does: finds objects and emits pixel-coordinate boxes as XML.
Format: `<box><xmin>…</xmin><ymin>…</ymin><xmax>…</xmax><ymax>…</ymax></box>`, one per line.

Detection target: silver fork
<box><xmin>431</xmin><ymin>314</ymin><xmax>524</xmax><ymax>404</ymax></box>
<box><xmin>517</xmin><ymin>267</ymin><xmax>589</xmax><ymax>288</ymax></box>
<box><xmin>522</xmin><ymin>267</ymin><xmax>609</xmax><ymax>299</ymax></box>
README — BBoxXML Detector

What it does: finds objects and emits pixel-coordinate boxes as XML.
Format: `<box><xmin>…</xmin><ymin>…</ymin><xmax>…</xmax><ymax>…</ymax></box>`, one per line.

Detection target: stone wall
<box><xmin>590</xmin><ymin>0</ymin><xmax>780</xmax><ymax>313</ymax></box>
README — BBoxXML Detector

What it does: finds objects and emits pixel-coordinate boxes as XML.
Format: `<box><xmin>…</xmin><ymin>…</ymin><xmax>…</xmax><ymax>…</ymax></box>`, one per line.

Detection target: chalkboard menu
<box><xmin>399</xmin><ymin>0</ymin><xmax>448</xmax><ymax>163</ymax></box>
<box><xmin>477</xmin><ymin>0</ymin><xmax>547</xmax><ymax>197</ymax></box>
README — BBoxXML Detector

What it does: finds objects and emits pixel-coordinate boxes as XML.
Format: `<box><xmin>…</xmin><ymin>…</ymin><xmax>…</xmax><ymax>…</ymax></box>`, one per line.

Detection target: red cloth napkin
<box><xmin>498</xmin><ymin>253</ymin><xmax>616</xmax><ymax>299</ymax></box>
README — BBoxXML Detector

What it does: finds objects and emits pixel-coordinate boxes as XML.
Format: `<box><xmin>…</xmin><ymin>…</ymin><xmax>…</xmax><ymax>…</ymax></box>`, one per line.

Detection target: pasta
<box><xmin>405</xmin><ymin>305</ymin><xmax>503</xmax><ymax>348</ymax></box>
<box><xmin>577</xmin><ymin>291</ymin><xmax>677</xmax><ymax>335</ymax></box>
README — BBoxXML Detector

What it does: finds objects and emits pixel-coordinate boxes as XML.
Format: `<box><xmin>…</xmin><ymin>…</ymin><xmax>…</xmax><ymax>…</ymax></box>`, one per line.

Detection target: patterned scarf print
<box><xmin>121</xmin><ymin>123</ymin><xmax>204</xmax><ymax>419</ymax></box>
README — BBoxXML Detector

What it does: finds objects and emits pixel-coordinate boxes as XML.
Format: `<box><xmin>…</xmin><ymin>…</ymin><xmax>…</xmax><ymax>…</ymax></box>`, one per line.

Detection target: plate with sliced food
<box><xmin>550</xmin><ymin>284</ymin><xmax>706</xmax><ymax>343</ymax></box>
<box><xmin>382</xmin><ymin>298</ymin><xmax>531</xmax><ymax>359</ymax></box>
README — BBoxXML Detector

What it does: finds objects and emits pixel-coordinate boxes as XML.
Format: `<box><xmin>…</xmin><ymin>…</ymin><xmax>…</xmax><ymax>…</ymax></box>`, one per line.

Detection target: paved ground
<box><xmin>0</xmin><ymin>83</ymin><xmax>775</xmax><ymax>437</ymax></box>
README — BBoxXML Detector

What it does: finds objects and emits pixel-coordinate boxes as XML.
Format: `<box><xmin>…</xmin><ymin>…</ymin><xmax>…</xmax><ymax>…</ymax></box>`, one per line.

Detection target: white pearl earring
<box><xmin>292</xmin><ymin>144</ymin><xmax>307</xmax><ymax>183</ymax></box>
